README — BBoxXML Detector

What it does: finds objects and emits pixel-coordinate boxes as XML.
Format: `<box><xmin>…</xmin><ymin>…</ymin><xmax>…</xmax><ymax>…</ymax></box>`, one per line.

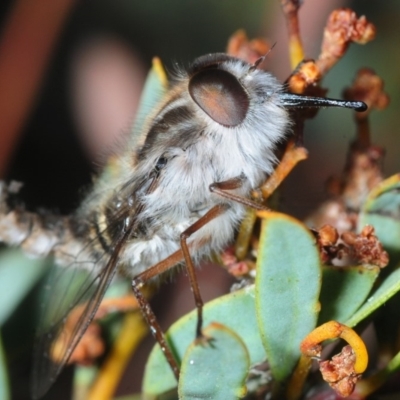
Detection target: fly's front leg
<box><xmin>179</xmin><ymin>203</ymin><xmax>230</xmax><ymax>339</ymax></box>
<box><xmin>181</xmin><ymin>177</ymin><xmax>268</xmax><ymax>338</ymax></box>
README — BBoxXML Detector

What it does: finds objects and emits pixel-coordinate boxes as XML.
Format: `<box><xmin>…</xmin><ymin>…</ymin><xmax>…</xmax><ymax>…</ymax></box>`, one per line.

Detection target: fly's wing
<box><xmin>31</xmin><ymin>228</ymin><xmax>129</xmax><ymax>399</ymax></box>
<box><xmin>31</xmin><ymin>58</ymin><xmax>168</xmax><ymax>399</ymax></box>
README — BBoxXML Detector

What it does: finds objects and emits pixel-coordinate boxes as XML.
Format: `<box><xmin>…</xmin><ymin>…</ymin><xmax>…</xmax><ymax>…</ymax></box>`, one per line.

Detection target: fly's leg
<box><xmin>132</xmin><ymin>177</ymin><xmax>267</xmax><ymax>379</ymax></box>
<box><xmin>131</xmin><ymin>204</ymin><xmax>229</xmax><ymax>380</ymax></box>
<box><xmin>132</xmin><ymin>249</ymin><xmax>183</xmax><ymax>380</ymax></box>
<box><xmin>179</xmin><ymin>203</ymin><xmax>230</xmax><ymax>338</ymax></box>
<box><xmin>131</xmin><ymin>278</ymin><xmax>181</xmax><ymax>379</ymax></box>
<box><xmin>179</xmin><ymin>177</ymin><xmax>269</xmax><ymax>338</ymax></box>
<box><xmin>234</xmin><ymin>142</ymin><xmax>308</xmax><ymax>260</ymax></box>
<box><xmin>210</xmin><ymin>176</ymin><xmax>269</xmax><ymax>211</ymax></box>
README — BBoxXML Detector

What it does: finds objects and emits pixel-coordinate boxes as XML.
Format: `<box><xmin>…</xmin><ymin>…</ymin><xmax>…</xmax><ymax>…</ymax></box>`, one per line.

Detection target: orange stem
<box><xmin>300</xmin><ymin>321</ymin><xmax>368</xmax><ymax>374</ymax></box>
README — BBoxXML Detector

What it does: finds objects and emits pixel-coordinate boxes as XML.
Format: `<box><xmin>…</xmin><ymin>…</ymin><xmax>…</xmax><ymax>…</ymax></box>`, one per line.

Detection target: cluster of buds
<box><xmin>227</xmin><ymin>29</ymin><xmax>270</xmax><ymax>65</ymax></box>
<box><xmin>319</xmin><ymin>345</ymin><xmax>361</xmax><ymax>397</ymax></box>
<box><xmin>317</xmin><ymin>9</ymin><xmax>376</xmax><ymax>75</ymax></box>
<box><xmin>314</xmin><ymin>224</ymin><xmax>389</xmax><ymax>268</ymax></box>
<box><xmin>287</xmin><ymin>8</ymin><xmax>376</xmax><ymax>95</ymax></box>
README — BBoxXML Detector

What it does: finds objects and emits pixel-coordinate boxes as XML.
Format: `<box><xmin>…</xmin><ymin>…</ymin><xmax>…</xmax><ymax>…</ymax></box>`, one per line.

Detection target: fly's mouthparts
<box><xmin>278</xmin><ymin>92</ymin><xmax>367</xmax><ymax>112</ymax></box>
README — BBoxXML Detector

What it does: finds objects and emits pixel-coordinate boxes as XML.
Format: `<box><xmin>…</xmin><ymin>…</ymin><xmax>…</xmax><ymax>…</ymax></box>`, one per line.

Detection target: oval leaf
<box><xmin>178</xmin><ymin>323</ymin><xmax>249</xmax><ymax>400</ymax></box>
<box><xmin>101</xmin><ymin>57</ymin><xmax>168</xmax><ymax>183</ymax></box>
<box><xmin>255</xmin><ymin>212</ymin><xmax>321</xmax><ymax>382</ymax></box>
<box><xmin>318</xmin><ymin>265</ymin><xmax>380</xmax><ymax>324</ymax></box>
<box><xmin>346</xmin><ymin>267</ymin><xmax>400</xmax><ymax>327</ymax></box>
<box><xmin>143</xmin><ymin>285</ymin><xmax>264</xmax><ymax>397</ymax></box>
<box><xmin>359</xmin><ymin>174</ymin><xmax>400</xmax><ymax>260</ymax></box>
<box><xmin>131</xmin><ymin>56</ymin><xmax>168</xmax><ymax>141</ymax></box>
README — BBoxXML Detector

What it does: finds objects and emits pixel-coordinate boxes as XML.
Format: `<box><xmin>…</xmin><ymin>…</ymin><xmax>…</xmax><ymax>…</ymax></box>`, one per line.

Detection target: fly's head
<box><xmin>186</xmin><ymin>53</ymin><xmax>367</xmax><ymax>153</ymax></box>
<box><xmin>187</xmin><ymin>53</ymin><xmax>290</xmax><ymax>149</ymax></box>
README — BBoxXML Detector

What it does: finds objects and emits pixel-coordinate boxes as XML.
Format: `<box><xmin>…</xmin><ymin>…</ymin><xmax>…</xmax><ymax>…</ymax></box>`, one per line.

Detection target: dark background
<box><xmin>3</xmin><ymin>0</ymin><xmax>400</xmax><ymax>217</ymax></box>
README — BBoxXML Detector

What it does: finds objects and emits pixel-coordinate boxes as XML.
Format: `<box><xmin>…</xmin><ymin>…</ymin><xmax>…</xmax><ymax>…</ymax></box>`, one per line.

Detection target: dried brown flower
<box><xmin>317</xmin><ymin>224</ymin><xmax>339</xmax><ymax>247</ymax></box>
<box><xmin>227</xmin><ymin>30</ymin><xmax>270</xmax><ymax>65</ymax></box>
<box><xmin>313</xmin><ymin>224</ymin><xmax>345</xmax><ymax>264</ymax></box>
<box><xmin>319</xmin><ymin>345</ymin><xmax>361</xmax><ymax>397</ymax></box>
<box><xmin>220</xmin><ymin>246</ymin><xmax>254</xmax><ymax>278</ymax></box>
<box><xmin>287</xmin><ymin>60</ymin><xmax>322</xmax><ymax>94</ymax></box>
<box><xmin>312</xmin><ymin>223</ymin><xmax>388</xmax><ymax>267</ymax></box>
<box><xmin>317</xmin><ymin>9</ymin><xmax>376</xmax><ymax>75</ymax></box>
<box><xmin>344</xmin><ymin>68</ymin><xmax>390</xmax><ymax>120</ymax></box>
<box><xmin>67</xmin><ymin>323</ymin><xmax>105</xmax><ymax>365</ymax></box>
<box><xmin>300</xmin><ymin>321</ymin><xmax>368</xmax><ymax>397</ymax></box>
<box><xmin>50</xmin><ymin>294</ymin><xmax>141</xmax><ymax>365</ymax></box>
<box><xmin>341</xmin><ymin>225</ymin><xmax>389</xmax><ymax>268</ymax></box>
<box><xmin>340</xmin><ymin>144</ymin><xmax>385</xmax><ymax>209</ymax></box>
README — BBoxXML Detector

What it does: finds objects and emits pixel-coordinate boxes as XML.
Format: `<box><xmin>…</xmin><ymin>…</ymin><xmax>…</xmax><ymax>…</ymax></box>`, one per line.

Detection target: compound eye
<box><xmin>189</xmin><ymin>68</ymin><xmax>249</xmax><ymax>127</ymax></box>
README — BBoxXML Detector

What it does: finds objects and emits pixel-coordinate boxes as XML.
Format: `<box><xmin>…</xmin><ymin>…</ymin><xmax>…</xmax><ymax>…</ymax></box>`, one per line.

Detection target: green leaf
<box><xmin>0</xmin><ymin>333</ymin><xmax>10</xmax><ymax>400</ymax></box>
<box><xmin>318</xmin><ymin>265</ymin><xmax>380</xmax><ymax>324</ymax></box>
<box><xmin>359</xmin><ymin>174</ymin><xmax>400</xmax><ymax>259</ymax></box>
<box><xmin>255</xmin><ymin>212</ymin><xmax>321</xmax><ymax>382</ymax></box>
<box><xmin>346</xmin><ymin>267</ymin><xmax>400</xmax><ymax>327</ymax></box>
<box><xmin>0</xmin><ymin>249</ymin><xmax>49</xmax><ymax>326</ymax></box>
<box><xmin>73</xmin><ymin>365</ymin><xmax>99</xmax><ymax>400</ymax></box>
<box><xmin>131</xmin><ymin>57</ymin><xmax>168</xmax><ymax>142</ymax></box>
<box><xmin>178</xmin><ymin>323</ymin><xmax>249</xmax><ymax>400</ymax></box>
<box><xmin>143</xmin><ymin>285</ymin><xmax>264</xmax><ymax>397</ymax></box>
<box><xmin>100</xmin><ymin>57</ymin><xmax>168</xmax><ymax>183</ymax></box>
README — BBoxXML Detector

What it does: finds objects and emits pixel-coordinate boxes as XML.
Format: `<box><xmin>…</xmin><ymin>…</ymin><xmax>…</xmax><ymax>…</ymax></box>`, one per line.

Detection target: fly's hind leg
<box><xmin>131</xmin><ymin>203</ymin><xmax>230</xmax><ymax>380</ymax></box>
<box><xmin>131</xmin><ymin>249</ymin><xmax>183</xmax><ymax>380</ymax></box>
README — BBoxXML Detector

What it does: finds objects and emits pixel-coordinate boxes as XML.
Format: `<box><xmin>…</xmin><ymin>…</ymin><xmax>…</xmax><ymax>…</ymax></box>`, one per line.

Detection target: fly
<box><xmin>0</xmin><ymin>53</ymin><xmax>367</xmax><ymax>398</ymax></box>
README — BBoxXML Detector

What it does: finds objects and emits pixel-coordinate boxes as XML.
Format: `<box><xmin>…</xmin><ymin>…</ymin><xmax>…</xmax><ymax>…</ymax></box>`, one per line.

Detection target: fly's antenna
<box><xmin>248</xmin><ymin>42</ymin><xmax>277</xmax><ymax>73</ymax></box>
